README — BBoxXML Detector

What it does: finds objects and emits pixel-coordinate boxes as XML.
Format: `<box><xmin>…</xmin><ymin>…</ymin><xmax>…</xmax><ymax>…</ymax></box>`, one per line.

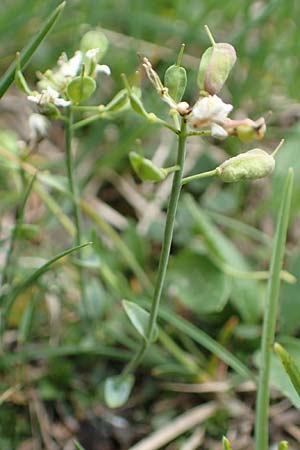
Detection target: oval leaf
<box><xmin>104</xmin><ymin>374</ymin><xmax>134</xmax><ymax>408</ymax></box>
<box><xmin>122</xmin><ymin>300</ymin><xmax>158</xmax><ymax>341</ymax></box>
<box><xmin>168</xmin><ymin>251</ymin><xmax>231</xmax><ymax>315</ymax></box>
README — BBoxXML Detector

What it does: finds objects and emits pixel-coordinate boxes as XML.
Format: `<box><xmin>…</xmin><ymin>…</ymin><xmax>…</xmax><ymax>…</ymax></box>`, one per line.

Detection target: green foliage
<box><xmin>104</xmin><ymin>374</ymin><xmax>135</xmax><ymax>408</ymax></box>
<box><xmin>0</xmin><ymin>1</ymin><xmax>299</xmax><ymax>448</ymax></box>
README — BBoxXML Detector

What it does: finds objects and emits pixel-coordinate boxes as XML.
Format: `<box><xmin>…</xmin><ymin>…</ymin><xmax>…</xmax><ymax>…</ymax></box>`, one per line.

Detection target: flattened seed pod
<box><xmin>197</xmin><ymin>43</ymin><xmax>236</xmax><ymax>95</ymax></box>
<box><xmin>129</xmin><ymin>151</ymin><xmax>166</xmax><ymax>183</ymax></box>
<box><xmin>217</xmin><ymin>149</ymin><xmax>275</xmax><ymax>183</ymax></box>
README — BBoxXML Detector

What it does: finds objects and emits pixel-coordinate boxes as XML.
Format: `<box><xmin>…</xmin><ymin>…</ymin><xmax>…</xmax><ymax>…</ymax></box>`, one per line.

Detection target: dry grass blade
<box><xmin>129</xmin><ymin>402</ymin><xmax>216</xmax><ymax>450</ymax></box>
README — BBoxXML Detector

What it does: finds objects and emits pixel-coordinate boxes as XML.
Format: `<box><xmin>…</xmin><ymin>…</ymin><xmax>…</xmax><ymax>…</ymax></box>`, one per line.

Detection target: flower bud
<box><xmin>66</xmin><ymin>75</ymin><xmax>96</xmax><ymax>104</ymax></box>
<box><xmin>197</xmin><ymin>43</ymin><xmax>236</xmax><ymax>95</ymax></box>
<box><xmin>129</xmin><ymin>151</ymin><xmax>166</xmax><ymax>182</ymax></box>
<box><xmin>164</xmin><ymin>65</ymin><xmax>187</xmax><ymax>103</ymax></box>
<box><xmin>217</xmin><ymin>149</ymin><xmax>275</xmax><ymax>183</ymax></box>
<box><xmin>235</xmin><ymin>118</ymin><xmax>266</xmax><ymax>142</ymax></box>
<box><xmin>80</xmin><ymin>30</ymin><xmax>108</xmax><ymax>62</ymax></box>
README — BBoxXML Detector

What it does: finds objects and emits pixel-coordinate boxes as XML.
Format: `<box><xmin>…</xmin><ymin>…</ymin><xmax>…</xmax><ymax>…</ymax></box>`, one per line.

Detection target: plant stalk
<box><xmin>255</xmin><ymin>168</ymin><xmax>294</xmax><ymax>450</ymax></box>
<box><xmin>65</xmin><ymin>108</ymin><xmax>89</xmax><ymax>323</ymax></box>
<box><xmin>122</xmin><ymin>118</ymin><xmax>187</xmax><ymax>376</ymax></box>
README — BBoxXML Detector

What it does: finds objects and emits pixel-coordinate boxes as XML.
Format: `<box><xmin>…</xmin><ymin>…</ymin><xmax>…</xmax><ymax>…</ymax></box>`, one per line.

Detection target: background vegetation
<box><xmin>0</xmin><ymin>1</ymin><xmax>300</xmax><ymax>449</ymax></box>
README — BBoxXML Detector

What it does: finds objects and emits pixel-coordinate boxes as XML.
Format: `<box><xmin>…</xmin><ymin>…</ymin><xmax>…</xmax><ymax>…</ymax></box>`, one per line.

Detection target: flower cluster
<box><xmin>18</xmin><ymin>29</ymin><xmax>111</xmax><ymax>111</ymax></box>
<box><xmin>140</xmin><ymin>26</ymin><xmax>267</xmax><ymax>144</ymax></box>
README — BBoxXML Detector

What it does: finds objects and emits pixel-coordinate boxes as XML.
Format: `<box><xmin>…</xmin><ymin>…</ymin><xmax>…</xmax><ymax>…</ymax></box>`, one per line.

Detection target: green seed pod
<box><xmin>197</xmin><ymin>43</ymin><xmax>236</xmax><ymax>95</ymax></box>
<box><xmin>164</xmin><ymin>65</ymin><xmax>187</xmax><ymax>103</ymax></box>
<box><xmin>129</xmin><ymin>151</ymin><xmax>166</xmax><ymax>182</ymax></box>
<box><xmin>129</xmin><ymin>93</ymin><xmax>150</xmax><ymax>120</ymax></box>
<box><xmin>15</xmin><ymin>52</ymin><xmax>32</xmax><ymax>95</ymax></box>
<box><xmin>278</xmin><ymin>441</ymin><xmax>288</xmax><ymax>450</ymax></box>
<box><xmin>104</xmin><ymin>89</ymin><xmax>128</xmax><ymax>113</ymax></box>
<box><xmin>66</xmin><ymin>76</ymin><xmax>96</xmax><ymax>104</ymax></box>
<box><xmin>217</xmin><ymin>149</ymin><xmax>275</xmax><ymax>183</ymax></box>
<box><xmin>16</xmin><ymin>224</ymin><xmax>39</xmax><ymax>240</ymax></box>
<box><xmin>80</xmin><ymin>30</ymin><xmax>108</xmax><ymax>62</ymax></box>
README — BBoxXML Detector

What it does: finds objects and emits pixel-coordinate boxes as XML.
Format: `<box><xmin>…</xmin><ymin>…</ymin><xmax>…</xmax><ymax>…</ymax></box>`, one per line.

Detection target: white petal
<box><xmin>27</xmin><ymin>95</ymin><xmax>40</xmax><ymax>104</ymax></box>
<box><xmin>59</xmin><ymin>51</ymin><xmax>83</xmax><ymax>77</ymax></box>
<box><xmin>46</xmin><ymin>86</ymin><xmax>59</xmax><ymax>97</ymax></box>
<box><xmin>96</xmin><ymin>64</ymin><xmax>111</xmax><ymax>76</ymax></box>
<box><xmin>86</xmin><ymin>48</ymin><xmax>100</xmax><ymax>59</ymax></box>
<box><xmin>54</xmin><ymin>98</ymin><xmax>71</xmax><ymax>107</ymax></box>
<box><xmin>211</xmin><ymin>123</ymin><xmax>228</xmax><ymax>140</ymax></box>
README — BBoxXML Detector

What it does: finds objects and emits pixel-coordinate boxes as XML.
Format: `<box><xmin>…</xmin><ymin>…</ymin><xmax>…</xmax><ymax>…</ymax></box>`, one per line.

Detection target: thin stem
<box><xmin>122</xmin><ymin>118</ymin><xmax>187</xmax><ymax>376</ymax></box>
<box><xmin>181</xmin><ymin>168</ymin><xmax>217</xmax><ymax>186</ymax></box>
<box><xmin>255</xmin><ymin>169</ymin><xmax>294</xmax><ymax>450</ymax></box>
<box><xmin>176</xmin><ymin>43</ymin><xmax>185</xmax><ymax>66</ymax></box>
<box><xmin>185</xmin><ymin>130</ymin><xmax>211</xmax><ymax>137</ymax></box>
<box><xmin>72</xmin><ymin>113</ymin><xmax>107</xmax><ymax>130</ymax></box>
<box><xmin>204</xmin><ymin>25</ymin><xmax>216</xmax><ymax>46</ymax></box>
<box><xmin>1</xmin><ymin>173</ymin><xmax>36</xmax><ymax>288</ymax></box>
<box><xmin>65</xmin><ymin>108</ymin><xmax>89</xmax><ymax>323</ymax></box>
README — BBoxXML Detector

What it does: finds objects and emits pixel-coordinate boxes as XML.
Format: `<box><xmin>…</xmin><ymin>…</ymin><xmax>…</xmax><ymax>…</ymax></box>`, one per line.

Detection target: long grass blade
<box><xmin>0</xmin><ymin>2</ymin><xmax>66</xmax><ymax>98</ymax></box>
<box><xmin>1</xmin><ymin>242</ymin><xmax>91</xmax><ymax>330</ymax></box>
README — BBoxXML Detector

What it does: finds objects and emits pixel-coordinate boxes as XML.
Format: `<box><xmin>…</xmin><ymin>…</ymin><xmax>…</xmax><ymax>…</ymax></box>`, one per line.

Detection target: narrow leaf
<box><xmin>122</xmin><ymin>300</ymin><xmax>158</xmax><ymax>341</ymax></box>
<box><xmin>138</xmin><ymin>299</ymin><xmax>255</xmax><ymax>381</ymax></box>
<box><xmin>223</xmin><ymin>436</ymin><xmax>233</xmax><ymax>450</ymax></box>
<box><xmin>0</xmin><ymin>2</ymin><xmax>66</xmax><ymax>98</ymax></box>
<box><xmin>2</xmin><ymin>242</ymin><xmax>92</xmax><ymax>326</ymax></box>
<box><xmin>274</xmin><ymin>343</ymin><xmax>300</xmax><ymax>398</ymax></box>
<box><xmin>74</xmin><ymin>440</ymin><xmax>86</xmax><ymax>450</ymax></box>
<box><xmin>104</xmin><ymin>374</ymin><xmax>134</xmax><ymax>408</ymax></box>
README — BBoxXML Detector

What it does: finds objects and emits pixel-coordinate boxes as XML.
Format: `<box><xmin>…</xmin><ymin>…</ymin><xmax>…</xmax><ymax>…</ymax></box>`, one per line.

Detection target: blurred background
<box><xmin>1</xmin><ymin>1</ymin><xmax>300</xmax><ymax>449</ymax></box>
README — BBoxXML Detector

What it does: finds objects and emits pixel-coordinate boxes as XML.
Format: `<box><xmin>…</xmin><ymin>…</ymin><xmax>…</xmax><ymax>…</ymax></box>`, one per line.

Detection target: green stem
<box><xmin>122</xmin><ymin>118</ymin><xmax>187</xmax><ymax>376</ymax></box>
<box><xmin>181</xmin><ymin>168</ymin><xmax>217</xmax><ymax>186</ymax></box>
<box><xmin>65</xmin><ymin>108</ymin><xmax>89</xmax><ymax>323</ymax></box>
<box><xmin>185</xmin><ymin>130</ymin><xmax>211</xmax><ymax>137</ymax></box>
<box><xmin>1</xmin><ymin>173</ymin><xmax>36</xmax><ymax>288</ymax></box>
<box><xmin>255</xmin><ymin>169</ymin><xmax>294</xmax><ymax>450</ymax></box>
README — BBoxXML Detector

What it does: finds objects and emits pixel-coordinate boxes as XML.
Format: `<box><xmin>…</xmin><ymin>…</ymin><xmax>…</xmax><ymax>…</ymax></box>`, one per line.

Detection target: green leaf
<box><xmin>0</xmin><ymin>2</ymin><xmax>66</xmax><ymax>98</ymax></box>
<box><xmin>184</xmin><ymin>194</ymin><xmax>263</xmax><ymax>322</ymax></box>
<box><xmin>122</xmin><ymin>300</ymin><xmax>158</xmax><ymax>341</ymax></box>
<box><xmin>104</xmin><ymin>374</ymin><xmax>134</xmax><ymax>408</ymax></box>
<box><xmin>279</xmin><ymin>250</ymin><xmax>300</xmax><ymax>334</ymax></box>
<box><xmin>168</xmin><ymin>251</ymin><xmax>231</xmax><ymax>315</ymax></box>
<box><xmin>254</xmin><ymin>342</ymin><xmax>300</xmax><ymax>409</ymax></box>
<box><xmin>74</xmin><ymin>440</ymin><xmax>86</xmax><ymax>450</ymax></box>
<box><xmin>150</xmin><ymin>302</ymin><xmax>255</xmax><ymax>381</ymax></box>
<box><xmin>67</xmin><ymin>76</ymin><xmax>96</xmax><ymax>104</ymax></box>
<box><xmin>223</xmin><ymin>436</ymin><xmax>233</xmax><ymax>450</ymax></box>
<box><xmin>274</xmin><ymin>343</ymin><xmax>300</xmax><ymax>399</ymax></box>
<box><xmin>1</xmin><ymin>242</ymin><xmax>92</xmax><ymax>330</ymax></box>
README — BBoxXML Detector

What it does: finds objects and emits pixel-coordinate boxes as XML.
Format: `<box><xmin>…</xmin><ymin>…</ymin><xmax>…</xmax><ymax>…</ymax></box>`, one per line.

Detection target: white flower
<box><xmin>57</xmin><ymin>51</ymin><xmax>83</xmax><ymax>77</ymax></box>
<box><xmin>28</xmin><ymin>86</ymin><xmax>71</xmax><ymax>107</ymax></box>
<box><xmin>187</xmin><ymin>95</ymin><xmax>233</xmax><ymax>134</ymax></box>
<box><xmin>28</xmin><ymin>113</ymin><xmax>49</xmax><ymax>140</ymax></box>
<box><xmin>96</xmin><ymin>64</ymin><xmax>111</xmax><ymax>76</ymax></box>
<box><xmin>86</xmin><ymin>48</ymin><xmax>100</xmax><ymax>59</ymax></box>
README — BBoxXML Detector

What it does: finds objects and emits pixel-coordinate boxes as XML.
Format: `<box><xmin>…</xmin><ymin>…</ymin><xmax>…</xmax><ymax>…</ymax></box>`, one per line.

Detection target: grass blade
<box><xmin>274</xmin><ymin>342</ymin><xmax>300</xmax><ymax>399</ymax></box>
<box><xmin>1</xmin><ymin>242</ymin><xmax>92</xmax><ymax>330</ymax></box>
<box><xmin>255</xmin><ymin>168</ymin><xmax>294</xmax><ymax>450</ymax></box>
<box><xmin>0</xmin><ymin>2</ymin><xmax>66</xmax><ymax>98</ymax></box>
